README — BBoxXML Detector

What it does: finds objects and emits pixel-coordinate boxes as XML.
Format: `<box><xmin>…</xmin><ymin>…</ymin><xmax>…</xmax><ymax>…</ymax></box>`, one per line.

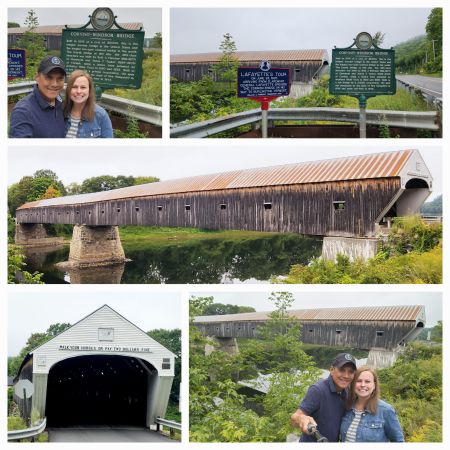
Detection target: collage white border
<box><xmin>2</xmin><ymin>0</ymin><xmax>448</xmax><ymax>448</ymax></box>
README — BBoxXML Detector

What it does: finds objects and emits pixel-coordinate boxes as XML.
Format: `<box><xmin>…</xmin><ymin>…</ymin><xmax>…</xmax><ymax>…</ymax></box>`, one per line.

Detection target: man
<box><xmin>291</xmin><ymin>352</ymin><xmax>357</xmax><ymax>442</ymax></box>
<box><xmin>10</xmin><ymin>56</ymin><xmax>66</xmax><ymax>138</ymax></box>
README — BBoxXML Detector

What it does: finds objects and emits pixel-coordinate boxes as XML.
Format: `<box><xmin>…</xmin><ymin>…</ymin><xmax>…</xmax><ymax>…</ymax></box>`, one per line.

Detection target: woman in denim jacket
<box><xmin>340</xmin><ymin>366</ymin><xmax>404</xmax><ymax>442</ymax></box>
<box><xmin>64</xmin><ymin>70</ymin><xmax>113</xmax><ymax>138</ymax></box>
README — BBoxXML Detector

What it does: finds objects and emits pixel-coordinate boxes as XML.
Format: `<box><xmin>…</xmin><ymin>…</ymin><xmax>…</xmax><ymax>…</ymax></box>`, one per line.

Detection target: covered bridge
<box><xmin>194</xmin><ymin>304</ymin><xmax>426</xmax><ymax>351</ymax></box>
<box><xmin>13</xmin><ymin>305</ymin><xmax>175</xmax><ymax>428</ymax></box>
<box><xmin>170</xmin><ymin>49</ymin><xmax>329</xmax><ymax>97</ymax></box>
<box><xmin>8</xmin><ymin>23</ymin><xmax>143</xmax><ymax>51</ymax></box>
<box><xmin>15</xmin><ymin>149</ymin><xmax>432</xmax><ymax>263</ymax></box>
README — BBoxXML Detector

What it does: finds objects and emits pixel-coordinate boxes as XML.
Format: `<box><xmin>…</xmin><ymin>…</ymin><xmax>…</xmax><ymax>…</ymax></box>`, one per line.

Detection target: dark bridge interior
<box><xmin>46</xmin><ymin>355</ymin><xmax>154</xmax><ymax>427</ymax></box>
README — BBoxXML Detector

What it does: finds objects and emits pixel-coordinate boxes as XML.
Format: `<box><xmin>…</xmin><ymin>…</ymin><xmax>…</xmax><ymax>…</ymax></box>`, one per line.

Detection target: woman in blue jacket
<box><xmin>340</xmin><ymin>366</ymin><xmax>404</xmax><ymax>442</ymax></box>
<box><xmin>64</xmin><ymin>70</ymin><xmax>113</xmax><ymax>138</ymax></box>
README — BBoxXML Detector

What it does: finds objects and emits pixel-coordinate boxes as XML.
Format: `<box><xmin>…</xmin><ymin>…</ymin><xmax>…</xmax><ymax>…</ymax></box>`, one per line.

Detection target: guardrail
<box><xmin>396</xmin><ymin>78</ymin><xmax>442</xmax><ymax>109</ymax></box>
<box><xmin>8</xmin><ymin>417</ymin><xmax>47</xmax><ymax>441</ymax></box>
<box><xmin>8</xmin><ymin>81</ymin><xmax>161</xmax><ymax>126</ymax></box>
<box><xmin>421</xmin><ymin>215</ymin><xmax>442</xmax><ymax>224</ymax></box>
<box><xmin>171</xmin><ymin>107</ymin><xmax>440</xmax><ymax>138</ymax></box>
<box><xmin>156</xmin><ymin>417</ymin><xmax>181</xmax><ymax>438</ymax></box>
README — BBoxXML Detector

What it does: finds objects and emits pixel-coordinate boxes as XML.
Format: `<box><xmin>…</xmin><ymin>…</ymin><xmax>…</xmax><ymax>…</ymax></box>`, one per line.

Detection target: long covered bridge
<box><xmin>194</xmin><ymin>304</ymin><xmax>426</xmax><ymax>368</ymax></box>
<box><xmin>15</xmin><ymin>149</ymin><xmax>432</xmax><ymax>266</ymax></box>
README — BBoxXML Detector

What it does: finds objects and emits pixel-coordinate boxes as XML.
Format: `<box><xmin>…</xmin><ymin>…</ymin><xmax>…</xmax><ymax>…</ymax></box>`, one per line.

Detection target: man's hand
<box><xmin>291</xmin><ymin>409</ymin><xmax>317</xmax><ymax>434</ymax></box>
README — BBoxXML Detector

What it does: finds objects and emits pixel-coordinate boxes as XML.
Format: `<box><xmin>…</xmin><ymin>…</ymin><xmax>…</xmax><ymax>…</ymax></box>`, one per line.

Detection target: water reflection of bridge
<box><xmin>16</xmin><ymin>150</ymin><xmax>432</xmax><ymax>267</ymax></box>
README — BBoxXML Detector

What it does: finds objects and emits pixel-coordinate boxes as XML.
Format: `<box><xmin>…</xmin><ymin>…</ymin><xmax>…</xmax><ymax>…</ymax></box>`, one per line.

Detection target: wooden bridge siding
<box><xmin>195</xmin><ymin>320</ymin><xmax>418</xmax><ymax>350</ymax></box>
<box><xmin>170</xmin><ymin>61</ymin><xmax>324</xmax><ymax>83</ymax></box>
<box><xmin>16</xmin><ymin>178</ymin><xmax>401</xmax><ymax>237</ymax></box>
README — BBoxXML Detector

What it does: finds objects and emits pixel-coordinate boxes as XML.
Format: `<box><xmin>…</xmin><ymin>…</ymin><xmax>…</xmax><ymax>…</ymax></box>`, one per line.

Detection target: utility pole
<box><xmin>431</xmin><ymin>40</ymin><xmax>438</xmax><ymax>60</ymax></box>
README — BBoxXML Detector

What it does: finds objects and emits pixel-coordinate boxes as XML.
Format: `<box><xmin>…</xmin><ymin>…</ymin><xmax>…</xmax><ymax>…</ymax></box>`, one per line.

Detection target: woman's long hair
<box><xmin>346</xmin><ymin>365</ymin><xmax>380</xmax><ymax>414</ymax></box>
<box><xmin>63</xmin><ymin>70</ymin><xmax>96</xmax><ymax>122</ymax></box>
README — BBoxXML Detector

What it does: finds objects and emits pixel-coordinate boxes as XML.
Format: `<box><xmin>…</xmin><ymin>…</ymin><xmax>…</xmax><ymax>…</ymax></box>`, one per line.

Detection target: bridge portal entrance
<box><xmin>46</xmin><ymin>355</ymin><xmax>156</xmax><ymax>427</ymax></box>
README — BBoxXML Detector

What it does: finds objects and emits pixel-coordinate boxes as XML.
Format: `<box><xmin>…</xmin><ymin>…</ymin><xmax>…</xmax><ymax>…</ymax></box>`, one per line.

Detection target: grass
<box><xmin>119</xmin><ymin>226</ymin><xmax>280</xmax><ymax>247</ymax></box>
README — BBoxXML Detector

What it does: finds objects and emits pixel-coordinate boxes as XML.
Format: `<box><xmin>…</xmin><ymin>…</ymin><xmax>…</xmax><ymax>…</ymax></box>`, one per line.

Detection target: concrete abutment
<box><xmin>322</xmin><ymin>236</ymin><xmax>379</xmax><ymax>261</ymax></box>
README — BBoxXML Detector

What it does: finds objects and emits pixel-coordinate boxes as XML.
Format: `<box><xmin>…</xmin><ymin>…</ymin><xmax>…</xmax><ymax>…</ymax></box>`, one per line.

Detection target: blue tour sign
<box><xmin>237</xmin><ymin>67</ymin><xmax>290</xmax><ymax>99</ymax></box>
<box><xmin>8</xmin><ymin>49</ymin><xmax>26</xmax><ymax>79</ymax></box>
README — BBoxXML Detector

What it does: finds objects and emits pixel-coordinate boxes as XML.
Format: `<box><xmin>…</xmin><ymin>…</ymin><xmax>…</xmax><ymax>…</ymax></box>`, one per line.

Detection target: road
<box><xmin>396</xmin><ymin>75</ymin><xmax>442</xmax><ymax>100</ymax></box>
<box><xmin>48</xmin><ymin>426</ymin><xmax>175</xmax><ymax>442</ymax></box>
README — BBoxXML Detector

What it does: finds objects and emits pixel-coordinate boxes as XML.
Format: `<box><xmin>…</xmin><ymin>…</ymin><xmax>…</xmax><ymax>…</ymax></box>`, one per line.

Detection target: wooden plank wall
<box><xmin>170</xmin><ymin>61</ymin><xmax>324</xmax><ymax>83</ymax></box>
<box><xmin>16</xmin><ymin>178</ymin><xmax>402</xmax><ymax>238</ymax></box>
<box><xmin>195</xmin><ymin>319</ymin><xmax>419</xmax><ymax>350</ymax></box>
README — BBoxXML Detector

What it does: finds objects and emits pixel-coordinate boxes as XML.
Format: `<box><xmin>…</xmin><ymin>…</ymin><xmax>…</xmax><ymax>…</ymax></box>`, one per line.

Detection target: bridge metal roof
<box><xmin>8</xmin><ymin>23</ymin><xmax>143</xmax><ymax>34</ymax></box>
<box><xmin>18</xmin><ymin>150</ymin><xmax>417</xmax><ymax>210</ymax></box>
<box><xmin>171</xmin><ymin>49</ymin><xmax>328</xmax><ymax>64</ymax></box>
<box><xmin>194</xmin><ymin>305</ymin><xmax>425</xmax><ymax>323</ymax></box>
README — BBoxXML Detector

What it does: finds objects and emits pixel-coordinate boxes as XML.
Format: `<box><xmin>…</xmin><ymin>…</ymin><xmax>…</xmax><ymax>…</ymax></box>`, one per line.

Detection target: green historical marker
<box><xmin>61</xmin><ymin>8</ymin><xmax>145</xmax><ymax>98</ymax></box>
<box><xmin>330</xmin><ymin>32</ymin><xmax>396</xmax><ymax>138</ymax></box>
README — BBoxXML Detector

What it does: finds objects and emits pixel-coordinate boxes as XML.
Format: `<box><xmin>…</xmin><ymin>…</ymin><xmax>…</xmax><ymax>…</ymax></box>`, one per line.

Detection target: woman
<box><xmin>340</xmin><ymin>366</ymin><xmax>404</xmax><ymax>442</ymax></box>
<box><xmin>64</xmin><ymin>70</ymin><xmax>113</xmax><ymax>138</ymax></box>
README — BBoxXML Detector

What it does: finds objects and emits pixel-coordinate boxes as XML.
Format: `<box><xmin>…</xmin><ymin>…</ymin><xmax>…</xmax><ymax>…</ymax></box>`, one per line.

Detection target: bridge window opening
<box><xmin>308</xmin><ymin>329</ymin><xmax>314</xmax><ymax>333</ymax></box>
<box><xmin>220</xmin><ymin>203</ymin><xmax>227</xmax><ymax>210</ymax></box>
<box><xmin>185</xmin><ymin>69</ymin><xmax>190</xmax><ymax>74</ymax></box>
<box><xmin>135</xmin><ymin>207</ymin><xmax>140</xmax><ymax>212</ymax></box>
<box><xmin>88</xmin><ymin>211</ymin><xmax>91</xmax><ymax>215</ymax></box>
<box><xmin>76</xmin><ymin>211</ymin><xmax>79</xmax><ymax>215</ymax></box>
<box><xmin>376</xmin><ymin>331</ymin><xmax>384</xmax><ymax>337</ymax></box>
<box><xmin>162</xmin><ymin>358</ymin><xmax>171</xmax><ymax>370</ymax></box>
<box><xmin>208</xmin><ymin>69</ymin><xmax>213</xmax><ymax>74</ymax></box>
<box><xmin>66</xmin><ymin>211</ymin><xmax>69</xmax><ymax>215</ymax></box>
<box><xmin>185</xmin><ymin>205</ymin><xmax>191</xmax><ymax>211</ymax></box>
<box><xmin>157</xmin><ymin>205</ymin><xmax>163</xmax><ymax>211</ymax></box>
<box><xmin>333</xmin><ymin>201</ymin><xmax>345</xmax><ymax>211</ymax></box>
<box><xmin>335</xmin><ymin>329</ymin><xmax>342</xmax><ymax>334</ymax></box>
<box><xmin>117</xmin><ymin>208</ymin><xmax>121</xmax><ymax>213</ymax></box>
<box><xmin>101</xmin><ymin>210</ymin><xmax>105</xmax><ymax>214</ymax></box>
<box><xmin>264</xmin><ymin>202</ymin><xmax>272</xmax><ymax>210</ymax></box>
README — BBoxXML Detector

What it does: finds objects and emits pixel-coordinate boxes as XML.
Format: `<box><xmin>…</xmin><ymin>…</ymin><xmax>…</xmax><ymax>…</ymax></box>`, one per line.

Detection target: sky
<box><xmin>8</xmin><ymin>144</ymin><xmax>443</xmax><ymax>199</ymax></box>
<box><xmin>8</xmin><ymin>8</ymin><xmax>161</xmax><ymax>38</ymax></box>
<box><xmin>192</xmin><ymin>291</ymin><xmax>442</xmax><ymax>327</ymax></box>
<box><xmin>171</xmin><ymin>8</ymin><xmax>432</xmax><ymax>55</ymax></box>
<box><xmin>8</xmin><ymin>291</ymin><xmax>182</xmax><ymax>355</ymax></box>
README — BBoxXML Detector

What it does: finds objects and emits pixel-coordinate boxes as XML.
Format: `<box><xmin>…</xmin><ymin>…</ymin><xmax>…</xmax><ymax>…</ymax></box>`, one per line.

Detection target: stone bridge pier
<box><xmin>15</xmin><ymin>223</ymin><xmax>64</xmax><ymax>247</ymax></box>
<box><xmin>205</xmin><ymin>336</ymin><xmax>239</xmax><ymax>356</ymax></box>
<box><xmin>61</xmin><ymin>225</ymin><xmax>127</xmax><ymax>268</ymax></box>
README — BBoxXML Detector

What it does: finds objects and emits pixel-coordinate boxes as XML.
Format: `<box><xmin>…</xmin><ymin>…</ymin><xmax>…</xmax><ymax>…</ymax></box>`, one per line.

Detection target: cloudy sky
<box><xmin>8</xmin><ymin>8</ymin><xmax>161</xmax><ymax>37</ymax></box>
<box><xmin>171</xmin><ymin>8</ymin><xmax>432</xmax><ymax>55</ymax></box>
<box><xmin>191</xmin><ymin>291</ymin><xmax>442</xmax><ymax>327</ymax></box>
<box><xmin>8</xmin><ymin>291</ymin><xmax>182</xmax><ymax>355</ymax></box>
<box><xmin>8</xmin><ymin>143</ymin><xmax>443</xmax><ymax>199</ymax></box>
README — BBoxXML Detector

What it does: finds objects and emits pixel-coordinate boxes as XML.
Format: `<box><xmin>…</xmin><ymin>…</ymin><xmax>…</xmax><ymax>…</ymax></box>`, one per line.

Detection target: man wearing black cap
<box><xmin>10</xmin><ymin>56</ymin><xmax>67</xmax><ymax>138</ymax></box>
<box><xmin>291</xmin><ymin>352</ymin><xmax>357</xmax><ymax>442</ymax></box>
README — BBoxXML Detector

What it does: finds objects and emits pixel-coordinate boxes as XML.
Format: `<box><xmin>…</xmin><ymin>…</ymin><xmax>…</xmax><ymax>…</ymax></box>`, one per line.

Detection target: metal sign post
<box><xmin>237</xmin><ymin>61</ymin><xmax>290</xmax><ymax>138</ymax></box>
<box><xmin>15</xmin><ymin>379</ymin><xmax>34</xmax><ymax>427</ymax></box>
<box><xmin>330</xmin><ymin>32</ymin><xmax>396</xmax><ymax>138</ymax></box>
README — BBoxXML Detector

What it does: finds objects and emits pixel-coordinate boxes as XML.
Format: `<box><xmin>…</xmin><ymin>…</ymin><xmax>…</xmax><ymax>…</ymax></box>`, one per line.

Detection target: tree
<box><xmin>8</xmin><ymin>245</ymin><xmax>44</xmax><ymax>285</ymax></box>
<box><xmin>134</xmin><ymin>176</ymin><xmax>160</xmax><ymax>185</ymax></box>
<box><xmin>80</xmin><ymin>175</ymin><xmax>135</xmax><ymax>193</ymax></box>
<box><xmin>8</xmin><ymin>22</ymin><xmax>20</xmax><ymax>28</ymax></box>
<box><xmin>212</xmin><ymin>33</ymin><xmax>239</xmax><ymax>88</ymax></box>
<box><xmin>431</xmin><ymin>321</ymin><xmax>442</xmax><ymax>343</ymax></box>
<box><xmin>15</xmin><ymin>10</ymin><xmax>46</xmax><ymax>78</ymax></box>
<box><xmin>148</xmin><ymin>329</ymin><xmax>181</xmax><ymax>399</ymax></box>
<box><xmin>154</xmin><ymin>32</ymin><xmax>162</xmax><ymax>48</ymax></box>
<box><xmin>189</xmin><ymin>293</ymin><xmax>321</xmax><ymax>442</ymax></box>
<box><xmin>202</xmin><ymin>303</ymin><xmax>256</xmax><ymax>315</ymax></box>
<box><xmin>372</xmin><ymin>31</ymin><xmax>385</xmax><ymax>47</ymax></box>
